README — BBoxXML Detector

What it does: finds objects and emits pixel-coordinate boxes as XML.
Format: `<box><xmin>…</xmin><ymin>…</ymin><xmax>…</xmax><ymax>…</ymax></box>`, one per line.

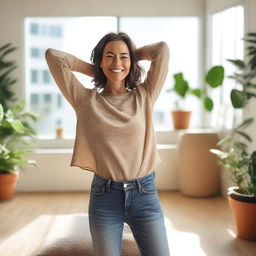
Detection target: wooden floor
<box><xmin>0</xmin><ymin>191</ymin><xmax>256</xmax><ymax>256</ymax></box>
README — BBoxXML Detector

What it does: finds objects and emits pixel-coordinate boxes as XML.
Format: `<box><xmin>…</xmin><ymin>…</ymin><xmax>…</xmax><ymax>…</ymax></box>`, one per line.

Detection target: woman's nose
<box><xmin>113</xmin><ymin>57</ymin><xmax>121</xmax><ymax>65</ymax></box>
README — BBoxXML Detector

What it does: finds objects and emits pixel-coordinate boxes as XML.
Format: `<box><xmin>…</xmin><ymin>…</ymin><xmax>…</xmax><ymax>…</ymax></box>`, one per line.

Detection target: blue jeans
<box><xmin>88</xmin><ymin>171</ymin><xmax>170</xmax><ymax>256</ymax></box>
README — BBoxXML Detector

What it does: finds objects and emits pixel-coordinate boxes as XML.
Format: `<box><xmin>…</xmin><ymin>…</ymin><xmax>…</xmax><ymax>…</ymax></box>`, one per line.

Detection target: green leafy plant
<box><xmin>167</xmin><ymin>65</ymin><xmax>224</xmax><ymax>111</ymax></box>
<box><xmin>0</xmin><ymin>102</ymin><xmax>38</xmax><ymax>174</ymax></box>
<box><xmin>227</xmin><ymin>32</ymin><xmax>256</xmax><ymax>109</ymax></box>
<box><xmin>0</xmin><ymin>43</ymin><xmax>38</xmax><ymax>174</ymax></box>
<box><xmin>210</xmin><ymin>32</ymin><xmax>256</xmax><ymax>196</ymax></box>
<box><xmin>210</xmin><ymin>118</ymin><xmax>256</xmax><ymax>195</ymax></box>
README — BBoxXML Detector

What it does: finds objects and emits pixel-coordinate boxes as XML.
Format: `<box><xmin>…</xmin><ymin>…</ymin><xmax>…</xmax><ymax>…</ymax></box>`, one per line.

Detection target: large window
<box><xmin>25</xmin><ymin>16</ymin><xmax>199</xmax><ymax>138</ymax></box>
<box><xmin>25</xmin><ymin>17</ymin><xmax>117</xmax><ymax>139</ymax></box>
<box><xmin>210</xmin><ymin>5</ymin><xmax>244</xmax><ymax>129</ymax></box>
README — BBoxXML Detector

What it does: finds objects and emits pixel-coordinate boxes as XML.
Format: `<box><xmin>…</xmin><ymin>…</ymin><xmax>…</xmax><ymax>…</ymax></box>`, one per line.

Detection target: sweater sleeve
<box><xmin>137</xmin><ymin>42</ymin><xmax>170</xmax><ymax>105</ymax></box>
<box><xmin>45</xmin><ymin>48</ymin><xmax>92</xmax><ymax>108</ymax></box>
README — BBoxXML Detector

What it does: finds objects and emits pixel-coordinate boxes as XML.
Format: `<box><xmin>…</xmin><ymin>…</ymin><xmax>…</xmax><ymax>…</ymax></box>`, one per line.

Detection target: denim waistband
<box><xmin>92</xmin><ymin>171</ymin><xmax>155</xmax><ymax>191</ymax></box>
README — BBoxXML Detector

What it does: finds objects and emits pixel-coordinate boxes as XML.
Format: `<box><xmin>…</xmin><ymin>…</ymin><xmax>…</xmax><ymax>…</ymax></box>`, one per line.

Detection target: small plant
<box><xmin>0</xmin><ymin>101</ymin><xmax>38</xmax><ymax>173</ymax></box>
<box><xmin>167</xmin><ymin>65</ymin><xmax>224</xmax><ymax>111</ymax></box>
<box><xmin>210</xmin><ymin>118</ymin><xmax>256</xmax><ymax>195</ymax></box>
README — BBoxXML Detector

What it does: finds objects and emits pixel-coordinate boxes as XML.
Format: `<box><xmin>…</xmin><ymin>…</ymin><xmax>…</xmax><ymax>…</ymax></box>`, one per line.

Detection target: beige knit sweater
<box><xmin>45</xmin><ymin>42</ymin><xmax>169</xmax><ymax>181</ymax></box>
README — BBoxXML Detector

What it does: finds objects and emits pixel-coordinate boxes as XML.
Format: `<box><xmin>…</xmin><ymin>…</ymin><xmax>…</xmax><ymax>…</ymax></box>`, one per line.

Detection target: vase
<box><xmin>171</xmin><ymin>111</ymin><xmax>191</xmax><ymax>129</ymax></box>
<box><xmin>0</xmin><ymin>172</ymin><xmax>19</xmax><ymax>200</ymax></box>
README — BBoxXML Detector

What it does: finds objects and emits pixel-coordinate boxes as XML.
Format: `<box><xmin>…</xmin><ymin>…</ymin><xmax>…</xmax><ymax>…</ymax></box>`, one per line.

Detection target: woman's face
<box><xmin>100</xmin><ymin>40</ymin><xmax>131</xmax><ymax>85</ymax></box>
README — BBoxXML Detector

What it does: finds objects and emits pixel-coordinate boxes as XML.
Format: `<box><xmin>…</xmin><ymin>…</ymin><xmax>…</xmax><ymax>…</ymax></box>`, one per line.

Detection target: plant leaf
<box><xmin>236</xmin><ymin>131</ymin><xmax>252</xmax><ymax>142</ymax></box>
<box><xmin>204</xmin><ymin>97</ymin><xmax>213</xmax><ymax>111</ymax></box>
<box><xmin>190</xmin><ymin>89</ymin><xmax>202</xmax><ymax>98</ymax></box>
<box><xmin>205</xmin><ymin>66</ymin><xmax>224</xmax><ymax>88</ymax></box>
<box><xmin>226</xmin><ymin>59</ymin><xmax>245</xmax><ymax>69</ymax></box>
<box><xmin>173</xmin><ymin>72</ymin><xmax>189</xmax><ymax>97</ymax></box>
<box><xmin>7</xmin><ymin>119</ymin><xmax>25</xmax><ymax>133</ymax></box>
<box><xmin>247</xmin><ymin>32</ymin><xmax>256</xmax><ymax>37</ymax></box>
<box><xmin>234</xmin><ymin>117</ymin><xmax>254</xmax><ymax>130</ymax></box>
<box><xmin>230</xmin><ymin>89</ymin><xmax>246</xmax><ymax>108</ymax></box>
<box><xmin>0</xmin><ymin>103</ymin><xmax>3</xmax><ymax>124</ymax></box>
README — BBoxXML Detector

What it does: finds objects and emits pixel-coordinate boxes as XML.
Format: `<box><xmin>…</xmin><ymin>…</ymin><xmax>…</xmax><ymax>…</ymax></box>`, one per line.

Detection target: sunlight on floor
<box><xmin>164</xmin><ymin>217</ymin><xmax>207</xmax><ymax>256</ymax></box>
<box><xmin>0</xmin><ymin>215</ymin><xmax>53</xmax><ymax>256</ymax></box>
<box><xmin>226</xmin><ymin>228</ymin><xmax>236</xmax><ymax>238</ymax></box>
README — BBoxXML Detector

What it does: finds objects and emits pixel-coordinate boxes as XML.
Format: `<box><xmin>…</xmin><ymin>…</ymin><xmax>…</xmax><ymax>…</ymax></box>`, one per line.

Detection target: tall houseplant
<box><xmin>0</xmin><ymin>43</ymin><xmax>38</xmax><ymax>200</ymax></box>
<box><xmin>167</xmin><ymin>65</ymin><xmax>224</xmax><ymax>129</ymax></box>
<box><xmin>211</xmin><ymin>32</ymin><xmax>256</xmax><ymax>240</ymax></box>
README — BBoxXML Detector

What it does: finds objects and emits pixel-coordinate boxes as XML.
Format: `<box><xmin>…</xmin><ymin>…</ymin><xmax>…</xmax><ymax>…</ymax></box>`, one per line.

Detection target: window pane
<box><xmin>31</xmin><ymin>94</ymin><xmax>39</xmax><ymax>105</ymax></box>
<box><xmin>31</xmin><ymin>48</ymin><xmax>39</xmax><ymax>57</ymax></box>
<box><xmin>31</xmin><ymin>70</ymin><xmax>38</xmax><ymax>83</ymax></box>
<box><xmin>43</xmin><ymin>70</ymin><xmax>51</xmax><ymax>83</ymax></box>
<box><xmin>25</xmin><ymin>17</ymin><xmax>117</xmax><ymax>138</ymax></box>
<box><xmin>57</xmin><ymin>94</ymin><xmax>62</xmax><ymax>108</ymax></box>
<box><xmin>120</xmin><ymin>17</ymin><xmax>200</xmax><ymax>130</ymax></box>
<box><xmin>44</xmin><ymin>93</ymin><xmax>51</xmax><ymax>103</ymax></box>
<box><xmin>30</xmin><ymin>23</ymin><xmax>38</xmax><ymax>34</ymax></box>
<box><xmin>211</xmin><ymin>6</ymin><xmax>244</xmax><ymax>129</ymax></box>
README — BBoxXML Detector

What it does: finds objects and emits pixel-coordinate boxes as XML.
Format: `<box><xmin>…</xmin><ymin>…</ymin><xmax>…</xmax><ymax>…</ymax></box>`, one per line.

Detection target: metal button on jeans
<box><xmin>123</xmin><ymin>183</ymin><xmax>129</xmax><ymax>189</ymax></box>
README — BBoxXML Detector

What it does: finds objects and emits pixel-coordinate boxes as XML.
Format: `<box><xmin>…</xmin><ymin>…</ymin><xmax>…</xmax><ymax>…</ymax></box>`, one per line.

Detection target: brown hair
<box><xmin>90</xmin><ymin>32</ymin><xmax>144</xmax><ymax>91</ymax></box>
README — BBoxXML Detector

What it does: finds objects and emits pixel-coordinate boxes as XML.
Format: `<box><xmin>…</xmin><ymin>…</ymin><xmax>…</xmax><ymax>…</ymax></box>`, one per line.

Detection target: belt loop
<box><xmin>106</xmin><ymin>179</ymin><xmax>111</xmax><ymax>192</ymax></box>
<box><xmin>136</xmin><ymin>179</ymin><xmax>142</xmax><ymax>192</ymax></box>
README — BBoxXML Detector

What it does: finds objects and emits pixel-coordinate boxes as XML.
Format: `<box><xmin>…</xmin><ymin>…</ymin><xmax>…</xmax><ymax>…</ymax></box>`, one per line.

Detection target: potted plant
<box><xmin>0</xmin><ymin>43</ymin><xmax>38</xmax><ymax>200</ymax></box>
<box><xmin>210</xmin><ymin>32</ymin><xmax>256</xmax><ymax>240</ymax></box>
<box><xmin>166</xmin><ymin>65</ymin><xmax>224</xmax><ymax>129</ymax></box>
<box><xmin>211</xmin><ymin>118</ymin><xmax>256</xmax><ymax>240</ymax></box>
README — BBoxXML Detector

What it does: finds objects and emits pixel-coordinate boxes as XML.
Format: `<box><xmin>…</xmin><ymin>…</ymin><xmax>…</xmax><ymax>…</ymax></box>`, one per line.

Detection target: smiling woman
<box><xmin>45</xmin><ymin>31</ymin><xmax>170</xmax><ymax>256</ymax></box>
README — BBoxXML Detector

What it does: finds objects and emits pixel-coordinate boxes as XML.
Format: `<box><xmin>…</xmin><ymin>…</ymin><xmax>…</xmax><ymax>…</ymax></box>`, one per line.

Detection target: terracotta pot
<box><xmin>0</xmin><ymin>172</ymin><xmax>19</xmax><ymax>201</ymax></box>
<box><xmin>171</xmin><ymin>111</ymin><xmax>191</xmax><ymax>129</ymax></box>
<box><xmin>56</xmin><ymin>127</ymin><xmax>63</xmax><ymax>138</ymax></box>
<box><xmin>178</xmin><ymin>132</ymin><xmax>220</xmax><ymax>197</ymax></box>
<box><xmin>228</xmin><ymin>187</ymin><xmax>256</xmax><ymax>241</ymax></box>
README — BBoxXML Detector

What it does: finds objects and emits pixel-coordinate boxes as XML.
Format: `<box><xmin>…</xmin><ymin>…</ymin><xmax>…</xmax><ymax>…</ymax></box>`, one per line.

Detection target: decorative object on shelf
<box><xmin>166</xmin><ymin>66</ymin><xmax>224</xmax><ymax>129</ymax></box>
<box><xmin>178</xmin><ymin>131</ymin><xmax>220</xmax><ymax>197</ymax></box>
<box><xmin>55</xmin><ymin>119</ymin><xmax>63</xmax><ymax>139</ymax></box>
<box><xmin>171</xmin><ymin>110</ymin><xmax>191</xmax><ymax>129</ymax></box>
<box><xmin>0</xmin><ymin>43</ymin><xmax>38</xmax><ymax>201</ymax></box>
<box><xmin>210</xmin><ymin>32</ymin><xmax>256</xmax><ymax>241</ymax></box>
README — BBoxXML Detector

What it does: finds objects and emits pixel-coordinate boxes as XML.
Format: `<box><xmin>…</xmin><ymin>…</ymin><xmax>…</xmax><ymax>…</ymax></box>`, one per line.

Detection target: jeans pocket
<box><xmin>90</xmin><ymin>181</ymin><xmax>106</xmax><ymax>195</ymax></box>
<box><xmin>141</xmin><ymin>180</ymin><xmax>157</xmax><ymax>194</ymax></box>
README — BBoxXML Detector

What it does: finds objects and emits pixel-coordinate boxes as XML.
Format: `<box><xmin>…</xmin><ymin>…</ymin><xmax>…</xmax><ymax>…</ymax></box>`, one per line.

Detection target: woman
<box><xmin>45</xmin><ymin>32</ymin><xmax>170</xmax><ymax>256</ymax></box>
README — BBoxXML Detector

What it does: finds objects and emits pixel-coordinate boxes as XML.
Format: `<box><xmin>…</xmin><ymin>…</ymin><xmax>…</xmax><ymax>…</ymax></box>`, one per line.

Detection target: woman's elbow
<box><xmin>45</xmin><ymin>48</ymin><xmax>57</xmax><ymax>60</ymax></box>
<box><xmin>158</xmin><ymin>42</ymin><xmax>170</xmax><ymax>58</ymax></box>
<box><xmin>159</xmin><ymin>41</ymin><xmax>169</xmax><ymax>51</ymax></box>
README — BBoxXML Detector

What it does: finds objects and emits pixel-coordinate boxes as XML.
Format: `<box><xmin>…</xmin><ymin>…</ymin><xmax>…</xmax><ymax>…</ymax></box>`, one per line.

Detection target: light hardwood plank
<box><xmin>0</xmin><ymin>191</ymin><xmax>255</xmax><ymax>256</ymax></box>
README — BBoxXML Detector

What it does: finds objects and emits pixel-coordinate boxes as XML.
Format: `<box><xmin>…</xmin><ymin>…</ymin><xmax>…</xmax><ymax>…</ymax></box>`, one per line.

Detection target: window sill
<box><xmin>34</xmin><ymin>129</ymin><xmax>220</xmax><ymax>149</ymax></box>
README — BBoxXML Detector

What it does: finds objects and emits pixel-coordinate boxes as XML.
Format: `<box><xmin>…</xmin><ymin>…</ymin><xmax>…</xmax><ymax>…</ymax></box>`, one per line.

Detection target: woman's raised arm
<box><xmin>136</xmin><ymin>42</ymin><xmax>170</xmax><ymax>105</ymax></box>
<box><xmin>45</xmin><ymin>48</ymin><xmax>95</xmax><ymax>108</ymax></box>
